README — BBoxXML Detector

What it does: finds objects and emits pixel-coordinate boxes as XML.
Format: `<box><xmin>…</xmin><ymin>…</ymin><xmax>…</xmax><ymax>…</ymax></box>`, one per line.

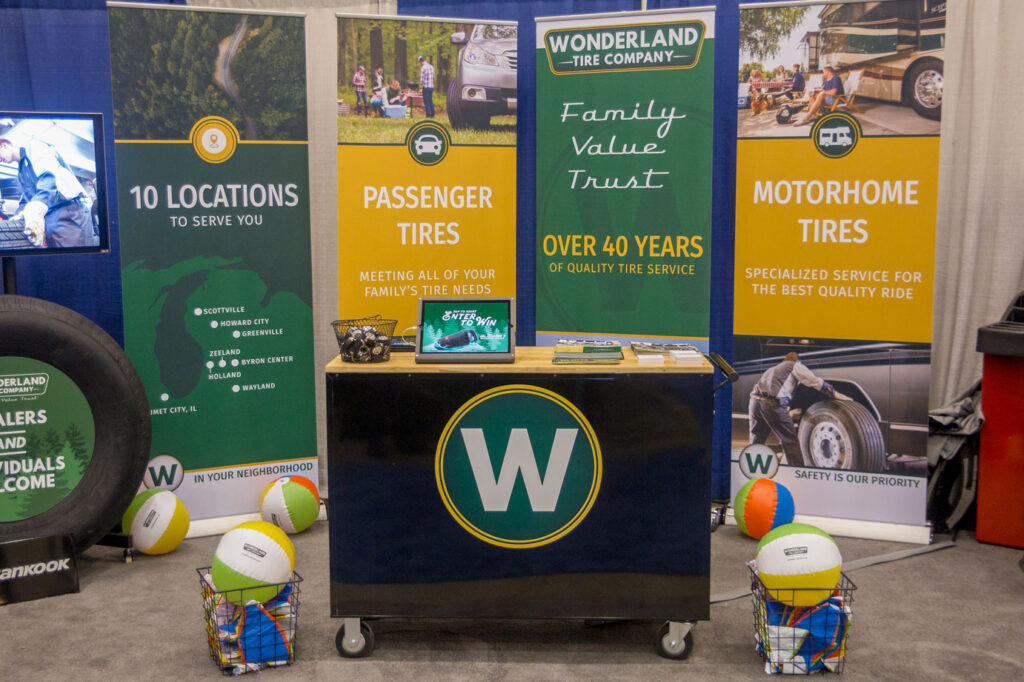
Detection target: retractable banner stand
<box><xmin>336</xmin><ymin>15</ymin><xmax>517</xmax><ymax>334</ymax></box>
<box><xmin>535</xmin><ymin>8</ymin><xmax>715</xmax><ymax>348</ymax></box>
<box><xmin>108</xmin><ymin>5</ymin><xmax>317</xmax><ymax>524</ymax></box>
<box><xmin>732</xmin><ymin>0</ymin><xmax>946</xmax><ymax>541</ymax></box>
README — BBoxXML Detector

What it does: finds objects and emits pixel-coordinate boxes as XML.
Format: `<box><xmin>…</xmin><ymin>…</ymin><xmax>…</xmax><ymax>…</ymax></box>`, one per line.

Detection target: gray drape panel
<box><xmin>932</xmin><ymin>0</ymin><xmax>1024</xmax><ymax>407</ymax></box>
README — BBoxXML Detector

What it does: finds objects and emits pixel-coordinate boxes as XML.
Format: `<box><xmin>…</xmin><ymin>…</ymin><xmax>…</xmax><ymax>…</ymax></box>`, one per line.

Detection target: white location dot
<box><xmin>194</xmin><ymin>308</ymin><xmax>203</xmax><ymax>316</ymax></box>
<box><xmin>231</xmin><ymin>359</ymin><xmax>239</xmax><ymax>367</ymax></box>
<box><xmin>218</xmin><ymin>359</ymin><xmax>226</xmax><ymax>368</ymax></box>
<box><xmin>232</xmin><ymin>331</ymin><xmax>241</xmax><ymax>338</ymax></box>
<box><xmin>210</xmin><ymin>321</ymin><xmax>219</xmax><ymax>329</ymax></box>
<box><xmin>160</xmin><ymin>393</ymin><xmax>169</xmax><ymax>402</ymax></box>
<box><xmin>206</xmin><ymin>361</ymin><xmax>214</xmax><ymax>369</ymax></box>
<box><xmin>232</xmin><ymin>385</ymin><xmax>240</xmax><ymax>393</ymax></box>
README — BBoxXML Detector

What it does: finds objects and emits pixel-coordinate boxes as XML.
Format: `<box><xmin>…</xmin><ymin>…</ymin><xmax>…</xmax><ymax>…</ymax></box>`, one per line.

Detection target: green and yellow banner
<box><xmin>731</xmin><ymin>0</ymin><xmax>946</xmax><ymax>538</ymax></box>
<box><xmin>336</xmin><ymin>16</ymin><xmax>518</xmax><ymax>333</ymax></box>
<box><xmin>109</xmin><ymin>5</ymin><xmax>316</xmax><ymax>522</ymax></box>
<box><xmin>535</xmin><ymin>9</ymin><xmax>715</xmax><ymax>346</ymax></box>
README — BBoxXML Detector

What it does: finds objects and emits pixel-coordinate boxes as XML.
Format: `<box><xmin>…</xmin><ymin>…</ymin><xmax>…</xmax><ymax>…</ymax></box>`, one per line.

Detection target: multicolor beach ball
<box><xmin>211</xmin><ymin>521</ymin><xmax>296</xmax><ymax>604</ymax></box>
<box><xmin>756</xmin><ymin>523</ymin><xmax>842</xmax><ymax>606</ymax></box>
<box><xmin>122</xmin><ymin>489</ymin><xmax>190</xmax><ymax>555</ymax></box>
<box><xmin>734</xmin><ymin>478</ymin><xmax>795</xmax><ymax>539</ymax></box>
<box><xmin>260</xmin><ymin>475</ymin><xmax>320</xmax><ymax>534</ymax></box>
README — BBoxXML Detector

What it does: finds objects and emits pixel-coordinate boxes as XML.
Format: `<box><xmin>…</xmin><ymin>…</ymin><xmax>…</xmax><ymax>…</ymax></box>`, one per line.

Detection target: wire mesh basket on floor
<box><xmin>332</xmin><ymin>316</ymin><xmax>397</xmax><ymax>363</ymax></box>
<box><xmin>749</xmin><ymin>564</ymin><xmax>855</xmax><ymax>674</ymax></box>
<box><xmin>197</xmin><ymin>568</ymin><xmax>303</xmax><ymax>675</ymax></box>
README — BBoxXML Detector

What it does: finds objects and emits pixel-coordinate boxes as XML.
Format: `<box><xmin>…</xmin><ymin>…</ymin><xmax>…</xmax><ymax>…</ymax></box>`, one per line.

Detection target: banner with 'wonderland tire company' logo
<box><xmin>336</xmin><ymin>15</ymin><xmax>517</xmax><ymax>333</ymax></box>
<box><xmin>535</xmin><ymin>8</ymin><xmax>715</xmax><ymax>347</ymax></box>
<box><xmin>109</xmin><ymin>5</ymin><xmax>317</xmax><ymax>521</ymax></box>
<box><xmin>732</xmin><ymin>1</ymin><xmax>946</xmax><ymax>539</ymax></box>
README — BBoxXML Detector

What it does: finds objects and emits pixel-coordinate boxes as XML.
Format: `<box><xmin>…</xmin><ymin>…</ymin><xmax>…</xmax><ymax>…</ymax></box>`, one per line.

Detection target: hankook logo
<box><xmin>436</xmin><ymin>385</ymin><xmax>602</xmax><ymax>549</ymax></box>
<box><xmin>0</xmin><ymin>558</ymin><xmax>72</xmax><ymax>581</ymax></box>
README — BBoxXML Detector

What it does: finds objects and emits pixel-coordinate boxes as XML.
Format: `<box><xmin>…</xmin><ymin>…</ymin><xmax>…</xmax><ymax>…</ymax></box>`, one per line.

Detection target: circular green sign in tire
<box><xmin>0</xmin><ymin>295</ymin><xmax>150</xmax><ymax>551</ymax></box>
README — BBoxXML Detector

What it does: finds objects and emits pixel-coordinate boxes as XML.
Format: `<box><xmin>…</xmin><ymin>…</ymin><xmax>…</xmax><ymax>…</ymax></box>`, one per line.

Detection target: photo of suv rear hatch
<box><xmin>448</xmin><ymin>24</ymin><xmax>517</xmax><ymax>129</ymax></box>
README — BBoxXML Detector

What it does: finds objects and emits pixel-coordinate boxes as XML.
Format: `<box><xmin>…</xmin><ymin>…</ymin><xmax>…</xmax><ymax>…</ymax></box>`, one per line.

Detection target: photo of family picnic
<box><xmin>738</xmin><ymin>1</ymin><xmax>944</xmax><ymax>138</ymax></box>
<box><xmin>337</xmin><ymin>17</ymin><xmax>517</xmax><ymax>145</ymax></box>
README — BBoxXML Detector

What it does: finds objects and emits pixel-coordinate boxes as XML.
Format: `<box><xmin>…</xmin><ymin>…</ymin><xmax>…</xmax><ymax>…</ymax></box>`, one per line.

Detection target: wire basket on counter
<box><xmin>332</xmin><ymin>316</ymin><xmax>397</xmax><ymax>363</ymax></box>
<box><xmin>197</xmin><ymin>568</ymin><xmax>303</xmax><ymax>675</ymax></box>
<box><xmin>749</xmin><ymin>564</ymin><xmax>855</xmax><ymax>674</ymax></box>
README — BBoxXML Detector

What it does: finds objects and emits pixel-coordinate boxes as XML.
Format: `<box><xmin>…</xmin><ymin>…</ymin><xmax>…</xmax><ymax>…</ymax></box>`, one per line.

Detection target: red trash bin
<box><xmin>975</xmin><ymin>291</ymin><xmax>1024</xmax><ymax>548</ymax></box>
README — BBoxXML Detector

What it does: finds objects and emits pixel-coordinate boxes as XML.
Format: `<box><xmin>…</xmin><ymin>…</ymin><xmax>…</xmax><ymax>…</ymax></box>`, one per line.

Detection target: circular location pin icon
<box><xmin>189</xmin><ymin>116</ymin><xmax>239</xmax><ymax>163</ymax></box>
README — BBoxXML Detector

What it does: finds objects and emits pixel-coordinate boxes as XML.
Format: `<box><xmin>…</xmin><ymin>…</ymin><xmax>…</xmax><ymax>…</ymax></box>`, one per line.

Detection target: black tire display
<box><xmin>0</xmin><ymin>295</ymin><xmax>150</xmax><ymax>550</ymax></box>
<box><xmin>796</xmin><ymin>399</ymin><xmax>886</xmax><ymax>471</ymax></box>
<box><xmin>903</xmin><ymin>57</ymin><xmax>943</xmax><ymax>120</ymax></box>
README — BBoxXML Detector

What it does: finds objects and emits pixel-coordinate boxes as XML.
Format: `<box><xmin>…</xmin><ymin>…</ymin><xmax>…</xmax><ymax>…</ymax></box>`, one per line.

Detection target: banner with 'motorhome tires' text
<box><xmin>535</xmin><ymin>8</ymin><xmax>714</xmax><ymax>347</ymax></box>
<box><xmin>336</xmin><ymin>15</ymin><xmax>517</xmax><ymax>335</ymax></box>
<box><xmin>109</xmin><ymin>5</ymin><xmax>317</xmax><ymax>522</ymax></box>
<box><xmin>731</xmin><ymin>0</ymin><xmax>946</xmax><ymax>539</ymax></box>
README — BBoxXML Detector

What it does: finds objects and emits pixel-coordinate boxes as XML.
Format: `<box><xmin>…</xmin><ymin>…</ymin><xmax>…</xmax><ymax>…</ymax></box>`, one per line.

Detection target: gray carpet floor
<box><xmin>5</xmin><ymin>520</ymin><xmax>1023</xmax><ymax>681</ymax></box>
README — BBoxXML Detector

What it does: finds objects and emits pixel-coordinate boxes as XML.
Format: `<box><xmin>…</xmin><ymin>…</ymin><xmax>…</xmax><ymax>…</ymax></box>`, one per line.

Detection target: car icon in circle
<box><xmin>414</xmin><ymin>134</ymin><xmax>443</xmax><ymax>155</ymax></box>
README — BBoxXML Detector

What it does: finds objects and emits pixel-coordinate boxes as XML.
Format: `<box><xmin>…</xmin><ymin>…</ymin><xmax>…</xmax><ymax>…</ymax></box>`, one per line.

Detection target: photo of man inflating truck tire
<box><xmin>733</xmin><ymin>337</ymin><xmax>929</xmax><ymax>474</ymax></box>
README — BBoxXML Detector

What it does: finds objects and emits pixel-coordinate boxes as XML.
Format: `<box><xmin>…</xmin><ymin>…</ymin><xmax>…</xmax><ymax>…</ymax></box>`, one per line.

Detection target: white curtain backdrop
<box><xmin>931</xmin><ymin>0</ymin><xmax>1024</xmax><ymax>407</ymax></box>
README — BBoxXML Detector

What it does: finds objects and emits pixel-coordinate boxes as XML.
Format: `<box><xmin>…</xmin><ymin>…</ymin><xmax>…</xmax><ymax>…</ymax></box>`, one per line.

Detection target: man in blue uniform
<box><xmin>0</xmin><ymin>137</ymin><xmax>93</xmax><ymax>248</ymax></box>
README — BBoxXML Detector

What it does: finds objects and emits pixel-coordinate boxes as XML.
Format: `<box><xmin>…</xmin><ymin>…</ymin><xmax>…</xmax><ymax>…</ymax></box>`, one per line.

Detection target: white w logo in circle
<box><xmin>460</xmin><ymin>428</ymin><xmax>578</xmax><ymax>512</ymax></box>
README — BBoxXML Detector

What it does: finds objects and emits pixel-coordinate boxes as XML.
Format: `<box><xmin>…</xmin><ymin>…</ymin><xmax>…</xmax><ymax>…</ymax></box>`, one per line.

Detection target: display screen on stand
<box><xmin>0</xmin><ymin>112</ymin><xmax>109</xmax><ymax>257</ymax></box>
<box><xmin>415</xmin><ymin>297</ymin><xmax>515</xmax><ymax>363</ymax></box>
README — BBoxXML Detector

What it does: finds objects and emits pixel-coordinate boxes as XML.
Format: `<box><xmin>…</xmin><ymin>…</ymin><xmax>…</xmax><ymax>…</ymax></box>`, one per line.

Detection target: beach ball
<box><xmin>122</xmin><ymin>489</ymin><xmax>190</xmax><ymax>555</ymax></box>
<box><xmin>211</xmin><ymin>521</ymin><xmax>295</xmax><ymax>604</ymax></box>
<box><xmin>734</xmin><ymin>478</ymin><xmax>795</xmax><ymax>539</ymax></box>
<box><xmin>260</xmin><ymin>475</ymin><xmax>320</xmax><ymax>534</ymax></box>
<box><xmin>756</xmin><ymin>523</ymin><xmax>842</xmax><ymax>606</ymax></box>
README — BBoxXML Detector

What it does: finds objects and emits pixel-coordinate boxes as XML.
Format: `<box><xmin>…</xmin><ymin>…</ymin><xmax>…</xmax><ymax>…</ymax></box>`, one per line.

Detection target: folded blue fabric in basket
<box><xmin>758</xmin><ymin>594</ymin><xmax>850</xmax><ymax>674</ymax></box>
<box><xmin>237</xmin><ymin>602</ymin><xmax>292</xmax><ymax>665</ymax></box>
<box><xmin>216</xmin><ymin>584</ymin><xmax>294</xmax><ymax>667</ymax></box>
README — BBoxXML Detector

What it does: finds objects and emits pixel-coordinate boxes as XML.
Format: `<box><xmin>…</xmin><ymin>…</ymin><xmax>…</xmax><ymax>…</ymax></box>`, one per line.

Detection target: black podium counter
<box><xmin>326</xmin><ymin>347</ymin><xmax>713</xmax><ymax>658</ymax></box>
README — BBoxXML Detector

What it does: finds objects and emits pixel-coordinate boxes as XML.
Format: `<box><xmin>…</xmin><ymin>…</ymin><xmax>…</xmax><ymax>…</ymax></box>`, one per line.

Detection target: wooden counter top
<box><xmin>326</xmin><ymin>345</ymin><xmax>712</xmax><ymax>374</ymax></box>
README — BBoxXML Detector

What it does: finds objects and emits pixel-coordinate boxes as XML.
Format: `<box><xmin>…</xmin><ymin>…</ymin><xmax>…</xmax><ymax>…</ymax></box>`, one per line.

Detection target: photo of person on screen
<box><xmin>0</xmin><ymin>136</ymin><xmax>93</xmax><ymax>248</ymax></box>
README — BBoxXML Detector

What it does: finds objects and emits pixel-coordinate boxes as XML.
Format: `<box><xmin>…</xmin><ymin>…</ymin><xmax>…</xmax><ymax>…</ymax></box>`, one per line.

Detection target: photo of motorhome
<box><xmin>813</xmin><ymin>0</ymin><xmax>945</xmax><ymax>120</ymax></box>
<box><xmin>738</xmin><ymin>1</ymin><xmax>945</xmax><ymax>138</ymax></box>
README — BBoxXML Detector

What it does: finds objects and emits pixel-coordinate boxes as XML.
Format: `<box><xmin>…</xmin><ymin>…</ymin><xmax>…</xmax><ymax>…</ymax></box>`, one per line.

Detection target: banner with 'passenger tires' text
<box><xmin>336</xmin><ymin>15</ymin><xmax>517</xmax><ymax>336</ymax></box>
<box><xmin>731</xmin><ymin>1</ymin><xmax>947</xmax><ymax>539</ymax></box>
<box><xmin>109</xmin><ymin>5</ymin><xmax>317</xmax><ymax>522</ymax></box>
<box><xmin>535</xmin><ymin>8</ymin><xmax>715</xmax><ymax>347</ymax></box>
